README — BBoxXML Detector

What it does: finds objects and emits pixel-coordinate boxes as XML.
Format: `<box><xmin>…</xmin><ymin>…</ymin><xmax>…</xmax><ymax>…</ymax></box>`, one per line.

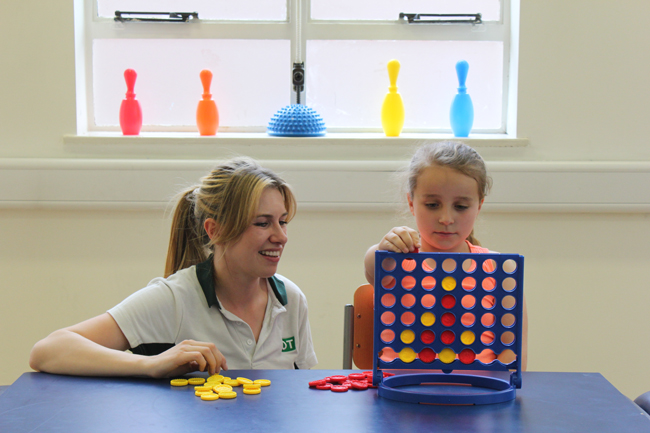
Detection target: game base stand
<box><xmin>373</xmin><ymin>251</ymin><xmax>524</xmax><ymax>405</ymax></box>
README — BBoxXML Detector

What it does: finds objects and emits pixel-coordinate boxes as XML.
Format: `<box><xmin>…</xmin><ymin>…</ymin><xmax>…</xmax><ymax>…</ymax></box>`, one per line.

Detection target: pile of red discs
<box><xmin>308</xmin><ymin>371</ymin><xmax>395</xmax><ymax>392</ymax></box>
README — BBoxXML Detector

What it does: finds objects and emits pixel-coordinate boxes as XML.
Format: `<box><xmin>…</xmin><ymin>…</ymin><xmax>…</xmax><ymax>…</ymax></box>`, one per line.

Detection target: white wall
<box><xmin>2</xmin><ymin>0</ymin><xmax>650</xmax><ymax>401</ymax></box>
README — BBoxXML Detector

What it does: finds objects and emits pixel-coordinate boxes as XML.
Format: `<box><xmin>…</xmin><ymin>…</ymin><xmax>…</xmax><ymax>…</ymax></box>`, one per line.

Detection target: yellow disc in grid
<box><xmin>218</xmin><ymin>391</ymin><xmax>237</xmax><ymax>399</ymax></box>
<box><xmin>201</xmin><ymin>393</ymin><xmax>219</xmax><ymax>401</ymax></box>
<box><xmin>399</xmin><ymin>347</ymin><xmax>417</xmax><ymax>363</ymax></box>
<box><xmin>442</xmin><ymin>277</ymin><xmax>457</xmax><ymax>291</ymax></box>
<box><xmin>237</xmin><ymin>377</ymin><xmax>253</xmax><ymax>385</ymax></box>
<box><xmin>213</xmin><ymin>384</ymin><xmax>233</xmax><ymax>393</ymax></box>
<box><xmin>254</xmin><ymin>379</ymin><xmax>271</xmax><ymax>387</ymax></box>
<box><xmin>170</xmin><ymin>379</ymin><xmax>188</xmax><ymax>387</ymax></box>
<box><xmin>243</xmin><ymin>387</ymin><xmax>262</xmax><ymax>395</ymax></box>
<box><xmin>439</xmin><ymin>348</ymin><xmax>456</xmax><ymax>364</ymax></box>
<box><xmin>400</xmin><ymin>329</ymin><xmax>415</xmax><ymax>344</ymax></box>
<box><xmin>421</xmin><ymin>312</ymin><xmax>436</xmax><ymax>327</ymax></box>
<box><xmin>461</xmin><ymin>331</ymin><xmax>476</xmax><ymax>345</ymax></box>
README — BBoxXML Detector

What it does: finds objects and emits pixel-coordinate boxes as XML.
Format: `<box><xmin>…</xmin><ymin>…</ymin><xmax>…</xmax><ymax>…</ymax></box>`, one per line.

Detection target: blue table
<box><xmin>1</xmin><ymin>370</ymin><xmax>649</xmax><ymax>432</ymax></box>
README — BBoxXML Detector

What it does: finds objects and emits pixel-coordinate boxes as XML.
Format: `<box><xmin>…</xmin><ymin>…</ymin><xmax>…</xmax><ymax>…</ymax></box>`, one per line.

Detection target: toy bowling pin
<box><xmin>196</xmin><ymin>69</ymin><xmax>219</xmax><ymax>136</ymax></box>
<box><xmin>119</xmin><ymin>69</ymin><xmax>142</xmax><ymax>136</ymax></box>
<box><xmin>450</xmin><ymin>60</ymin><xmax>474</xmax><ymax>137</ymax></box>
<box><xmin>381</xmin><ymin>59</ymin><xmax>405</xmax><ymax>137</ymax></box>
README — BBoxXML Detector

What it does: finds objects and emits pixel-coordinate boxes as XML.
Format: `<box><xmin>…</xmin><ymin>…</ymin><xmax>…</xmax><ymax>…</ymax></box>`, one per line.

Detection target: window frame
<box><xmin>74</xmin><ymin>0</ymin><xmax>519</xmax><ymax>136</ymax></box>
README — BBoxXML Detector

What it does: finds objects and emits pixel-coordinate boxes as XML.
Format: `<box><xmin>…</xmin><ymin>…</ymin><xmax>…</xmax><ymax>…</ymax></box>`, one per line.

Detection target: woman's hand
<box><xmin>146</xmin><ymin>340</ymin><xmax>228</xmax><ymax>378</ymax></box>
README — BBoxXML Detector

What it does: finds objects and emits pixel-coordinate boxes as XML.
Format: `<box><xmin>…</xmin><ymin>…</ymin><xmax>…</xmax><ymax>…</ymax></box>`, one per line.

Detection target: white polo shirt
<box><xmin>108</xmin><ymin>258</ymin><xmax>318</xmax><ymax>370</ymax></box>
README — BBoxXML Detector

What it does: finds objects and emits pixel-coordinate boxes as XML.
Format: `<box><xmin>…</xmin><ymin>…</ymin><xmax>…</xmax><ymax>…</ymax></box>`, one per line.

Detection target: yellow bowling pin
<box><xmin>381</xmin><ymin>59</ymin><xmax>405</xmax><ymax>137</ymax></box>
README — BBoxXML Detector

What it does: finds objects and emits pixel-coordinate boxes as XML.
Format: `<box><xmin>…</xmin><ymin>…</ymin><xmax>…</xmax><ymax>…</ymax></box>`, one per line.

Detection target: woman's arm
<box><xmin>29</xmin><ymin>313</ymin><xmax>227</xmax><ymax>377</ymax></box>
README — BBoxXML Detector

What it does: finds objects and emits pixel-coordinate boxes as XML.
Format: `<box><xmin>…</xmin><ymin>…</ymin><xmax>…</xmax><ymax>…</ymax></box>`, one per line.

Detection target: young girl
<box><xmin>30</xmin><ymin>158</ymin><xmax>317</xmax><ymax>378</ymax></box>
<box><xmin>364</xmin><ymin>141</ymin><xmax>527</xmax><ymax>368</ymax></box>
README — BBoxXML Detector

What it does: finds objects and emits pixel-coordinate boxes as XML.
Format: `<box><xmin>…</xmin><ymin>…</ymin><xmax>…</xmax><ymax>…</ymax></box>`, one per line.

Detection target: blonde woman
<box><xmin>30</xmin><ymin>158</ymin><xmax>317</xmax><ymax>378</ymax></box>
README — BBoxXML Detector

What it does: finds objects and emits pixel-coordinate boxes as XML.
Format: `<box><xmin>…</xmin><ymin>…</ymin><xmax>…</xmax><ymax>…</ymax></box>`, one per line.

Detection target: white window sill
<box><xmin>63</xmin><ymin>132</ymin><xmax>528</xmax><ymax>161</ymax></box>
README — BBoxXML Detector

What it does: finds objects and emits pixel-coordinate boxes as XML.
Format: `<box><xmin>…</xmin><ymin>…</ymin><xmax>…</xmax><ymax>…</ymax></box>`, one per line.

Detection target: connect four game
<box><xmin>373</xmin><ymin>251</ymin><xmax>524</xmax><ymax>405</ymax></box>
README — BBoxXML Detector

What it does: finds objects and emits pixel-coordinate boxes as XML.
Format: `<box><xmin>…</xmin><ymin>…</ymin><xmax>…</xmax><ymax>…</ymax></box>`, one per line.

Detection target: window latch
<box><xmin>293</xmin><ymin>63</ymin><xmax>305</xmax><ymax>104</ymax></box>
<box><xmin>114</xmin><ymin>11</ymin><xmax>199</xmax><ymax>23</ymax></box>
<box><xmin>399</xmin><ymin>13</ymin><xmax>482</xmax><ymax>25</ymax></box>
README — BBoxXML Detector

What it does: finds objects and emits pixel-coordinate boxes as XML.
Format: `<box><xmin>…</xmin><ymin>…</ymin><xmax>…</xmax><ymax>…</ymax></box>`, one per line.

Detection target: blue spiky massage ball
<box><xmin>267</xmin><ymin>104</ymin><xmax>326</xmax><ymax>137</ymax></box>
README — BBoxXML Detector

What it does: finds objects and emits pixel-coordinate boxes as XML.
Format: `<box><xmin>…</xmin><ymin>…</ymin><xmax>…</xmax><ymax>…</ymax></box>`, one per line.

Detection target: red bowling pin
<box><xmin>119</xmin><ymin>69</ymin><xmax>142</xmax><ymax>135</ymax></box>
<box><xmin>196</xmin><ymin>69</ymin><xmax>219</xmax><ymax>135</ymax></box>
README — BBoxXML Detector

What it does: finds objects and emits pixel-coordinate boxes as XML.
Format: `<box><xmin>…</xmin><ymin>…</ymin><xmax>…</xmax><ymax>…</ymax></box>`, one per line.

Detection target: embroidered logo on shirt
<box><xmin>282</xmin><ymin>336</ymin><xmax>296</xmax><ymax>352</ymax></box>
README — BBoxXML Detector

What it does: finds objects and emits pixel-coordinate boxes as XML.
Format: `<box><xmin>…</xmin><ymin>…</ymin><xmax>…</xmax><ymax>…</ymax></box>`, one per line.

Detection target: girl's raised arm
<box><xmin>364</xmin><ymin>226</ymin><xmax>420</xmax><ymax>285</ymax></box>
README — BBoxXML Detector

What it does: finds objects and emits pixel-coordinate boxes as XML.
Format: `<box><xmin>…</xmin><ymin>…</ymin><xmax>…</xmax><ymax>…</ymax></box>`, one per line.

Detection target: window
<box><xmin>74</xmin><ymin>0</ymin><xmax>519</xmax><ymax>135</ymax></box>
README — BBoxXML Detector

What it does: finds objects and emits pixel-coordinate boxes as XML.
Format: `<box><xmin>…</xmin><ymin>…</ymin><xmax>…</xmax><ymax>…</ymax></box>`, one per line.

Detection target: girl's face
<box><xmin>221</xmin><ymin>187</ymin><xmax>289</xmax><ymax>280</ymax></box>
<box><xmin>408</xmin><ymin>165</ymin><xmax>483</xmax><ymax>253</ymax></box>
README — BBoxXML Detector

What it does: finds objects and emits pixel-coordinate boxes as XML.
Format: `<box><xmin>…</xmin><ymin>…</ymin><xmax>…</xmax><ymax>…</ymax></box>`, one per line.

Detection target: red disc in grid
<box><xmin>441</xmin><ymin>330</ymin><xmax>455</xmax><ymax>344</ymax></box>
<box><xmin>418</xmin><ymin>348</ymin><xmax>436</xmax><ymax>363</ymax></box>
<box><xmin>441</xmin><ymin>312</ymin><xmax>456</xmax><ymax>327</ymax></box>
<box><xmin>420</xmin><ymin>330</ymin><xmax>436</xmax><ymax>344</ymax></box>
<box><xmin>441</xmin><ymin>295</ymin><xmax>456</xmax><ymax>309</ymax></box>
<box><xmin>459</xmin><ymin>349</ymin><xmax>476</xmax><ymax>364</ymax></box>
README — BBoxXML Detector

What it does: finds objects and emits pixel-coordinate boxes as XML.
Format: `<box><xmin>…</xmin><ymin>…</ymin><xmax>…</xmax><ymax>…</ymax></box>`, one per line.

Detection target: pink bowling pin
<box><xmin>119</xmin><ymin>69</ymin><xmax>142</xmax><ymax>135</ymax></box>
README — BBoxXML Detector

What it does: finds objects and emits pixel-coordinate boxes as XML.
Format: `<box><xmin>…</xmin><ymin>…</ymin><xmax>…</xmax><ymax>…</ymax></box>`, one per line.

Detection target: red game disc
<box><xmin>331</xmin><ymin>385</ymin><xmax>349</xmax><ymax>392</ymax></box>
<box><xmin>441</xmin><ymin>312</ymin><xmax>456</xmax><ymax>327</ymax></box>
<box><xmin>350</xmin><ymin>381</ymin><xmax>369</xmax><ymax>390</ymax></box>
<box><xmin>420</xmin><ymin>330</ymin><xmax>436</xmax><ymax>344</ymax></box>
<box><xmin>309</xmin><ymin>379</ymin><xmax>327</xmax><ymax>387</ymax></box>
<box><xmin>329</xmin><ymin>375</ymin><xmax>347</xmax><ymax>383</ymax></box>
<box><xmin>418</xmin><ymin>348</ymin><xmax>436</xmax><ymax>363</ymax></box>
<box><xmin>441</xmin><ymin>330</ymin><xmax>455</xmax><ymax>344</ymax></box>
<box><xmin>459</xmin><ymin>349</ymin><xmax>476</xmax><ymax>364</ymax></box>
<box><xmin>347</xmin><ymin>373</ymin><xmax>366</xmax><ymax>381</ymax></box>
<box><xmin>441</xmin><ymin>295</ymin><xmax>456</xmax><ymax>309</ymax></box>
<box><xmin>316</xmin><ymin>383</ymin><xmax>332</xmax><ymax>390</ymax></box>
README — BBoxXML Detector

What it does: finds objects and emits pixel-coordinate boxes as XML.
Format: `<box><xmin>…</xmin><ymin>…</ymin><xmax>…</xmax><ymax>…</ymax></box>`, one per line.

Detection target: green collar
<box><xmin>196</xmin><ymin>255</ymin><xmax>288</xmax><ymax>309</ymax></box>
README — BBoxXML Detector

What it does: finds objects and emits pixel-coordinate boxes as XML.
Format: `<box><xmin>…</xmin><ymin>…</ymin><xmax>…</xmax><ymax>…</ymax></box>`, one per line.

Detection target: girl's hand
<box><xmin>378</xmin><ymin>226</ymin><xmax>420</xmax><ymax>253</ymax></box>
<box><xmin>146</xmin><ymin>340</ymin><xmax>228</xmax><ymax>378</ymax></box>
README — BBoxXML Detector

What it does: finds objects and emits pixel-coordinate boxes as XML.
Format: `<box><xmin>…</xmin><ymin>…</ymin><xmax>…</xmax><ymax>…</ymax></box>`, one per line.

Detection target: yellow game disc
<box><xmin>195</xmin><ymin>390</ymin><xmax>213</xmax><ymax>396</ymax></box>
<box><xmin>399</xmin><ymin>347</ymin><xmax>417</xmax><ymax>363</ymax></box>
<box><xmin>218</xmin><ymin>391</ymin><xmax>237</xmax><ymax>399</ymax></box>
<box><xmin>237</xmin><ymin>377</ymin><xmax>253</xmax><ymax>385</ymax></box>
<box><xmin>243</xmin><ymin>383</ymin><xmax>262</xmax><ymax>390</ymax></box>
<box><xmin>208</xmin><ymin>374</ymin><xmax>224</xmax><ymax>382</ymax></box>
<box><xmin>400</xmin><ymin>329</ymin><xmax>415</xmax><ymax>344</ymax></box>
<box><xmin>200</xmin><ymin>393</ymin><xmax>219</xmax><ymax>401</ymax></box>
<box><xmin>421</xmin><ymin>312</ymin><xmax>435</xmax><ymax>327</ymax></box>
<box><xmin>254</xmin><ymin>379</ymin><xmax>271</xmax><ymax>387</ymax></box>
<box><xmin>194</xmin><ymin>386</ymin><xmax>213</xmax><ymax>392</ymax></box>
<box><xmin>224</xmin><ymin>379</ymin><xmax>240</xmax><ymax>387</ymax></box>
<box><xmin>170</xmin><ymin>379</ymin><xmax>189</xmax><ymax>387</ymax></box>
<box><xmin>461</xmin><ymin>330</ymin><xmax>476</xmax><ymax>345</ymax></box>
<box><xmin>442</xmin><ymin>277</ymin><xmax>457</xmax><ymax>291</ymax></box>
<box><xmin>213</xmin><ymin>384</ymin><xmax>233</xmax><ymax>393</ymax></box>
<box><xmin>188</xmin><ymin>378</ymin><xmax>206</xmax><ymax>385</ymax></box>
<box><xmin>243</xmin><ymin>387</ymin><xmax>261</xmax><ymax>395</ymax></box>
<box><xmin>439</xmin><ymin>348</ymin><xmax>456</xmax><ymax>364</ymax></box>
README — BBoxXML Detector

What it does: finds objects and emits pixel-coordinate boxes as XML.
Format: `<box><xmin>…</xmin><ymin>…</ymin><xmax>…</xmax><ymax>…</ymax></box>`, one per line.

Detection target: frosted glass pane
<box><xmin>306</xmin><ymin>40</ymin><xmax>503</xmax><ymax>130</ymax></box>
<box><xmin>93</xmin><ymin>39</ymin><xmax>290</xmax><ymax>128</ymax></box>
<box><xmin>97</xmin><ymin>0</ymin><xmax>287</xmax><ymax>21</ymax></box>
<box><xmin>311</xmin><ymin>0</ymin><xmax>500</xmax><ymax>21</ymax></box>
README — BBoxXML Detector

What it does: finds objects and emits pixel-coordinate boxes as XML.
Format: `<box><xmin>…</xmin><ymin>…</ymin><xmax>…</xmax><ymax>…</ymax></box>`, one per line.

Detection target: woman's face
<box><xmin>408</xmin><ymin>165</ymin><xmax>483</xmax><ymax>253</ymax></box>
<box><xmin>222</xmin><ymin>187</ymin><xmax>289</xmax><ymax>280</ymax></box>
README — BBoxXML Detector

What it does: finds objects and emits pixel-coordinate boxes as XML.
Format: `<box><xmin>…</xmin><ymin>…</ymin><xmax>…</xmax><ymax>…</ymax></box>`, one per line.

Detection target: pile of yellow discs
<box><xmin>170</xmin><ymin>375</ymin><xmax>271</xmax><ymax>401</ymax></box>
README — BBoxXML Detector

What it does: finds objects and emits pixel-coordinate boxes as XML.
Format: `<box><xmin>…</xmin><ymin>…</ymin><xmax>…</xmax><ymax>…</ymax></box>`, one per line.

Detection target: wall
<box><xmin>1</xmin><ymin>0</ymin><xmax>650</xmax><ymax>401</ymax></box>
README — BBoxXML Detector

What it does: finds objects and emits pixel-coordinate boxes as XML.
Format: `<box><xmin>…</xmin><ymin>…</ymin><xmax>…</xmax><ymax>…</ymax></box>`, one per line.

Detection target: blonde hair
<box><xmin>164</xmin><ymin>158</ymin><xmax>296</xmax><ymax>277</ymax></box>
<box><xmin>407</xmin><ymin>141</ymin><xmax>492</xmax><ymax>246</ymax></box>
